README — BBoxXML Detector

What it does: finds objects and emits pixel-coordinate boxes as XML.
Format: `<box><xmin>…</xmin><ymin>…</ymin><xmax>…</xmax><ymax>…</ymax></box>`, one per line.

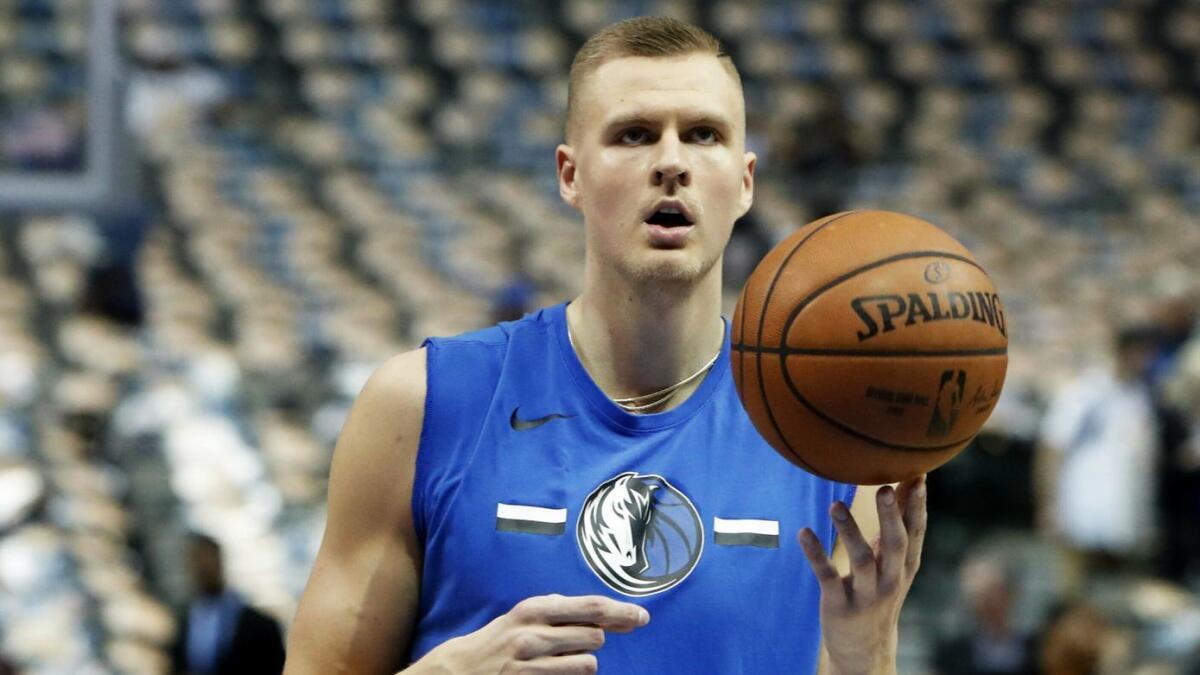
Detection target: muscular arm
<box><xmin>285</xmin><ymin>349</ymin><xmax>427</xmax><ymax>675</ymax></box>
<box><xmin>285</xmin><ymin>347</ymin><xmax>648</xmax><ymax>675</ymax></box>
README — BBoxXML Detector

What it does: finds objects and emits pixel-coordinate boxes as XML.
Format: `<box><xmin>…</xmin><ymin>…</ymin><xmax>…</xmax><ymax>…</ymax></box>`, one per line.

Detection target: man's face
<box><xmin>558</xmin><ymin>54</ymin><xmax>756</xmax><ymax>286</ymax></box>
<box><xmin>189</xmin><ymin>542</ymin><xmax>225</xmax><ymax>597</ymax></box>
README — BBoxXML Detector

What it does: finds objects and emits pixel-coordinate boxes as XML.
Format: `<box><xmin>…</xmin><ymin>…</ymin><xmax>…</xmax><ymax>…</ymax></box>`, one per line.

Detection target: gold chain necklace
<box><xmin>567</xmin><ymin>324</ymin><xmax>721</xmax><ymax>414</ymax></box>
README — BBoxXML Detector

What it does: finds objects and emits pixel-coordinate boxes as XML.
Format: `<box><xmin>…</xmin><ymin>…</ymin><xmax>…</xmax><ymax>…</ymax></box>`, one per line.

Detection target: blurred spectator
<box><xmin>1039</xmin><ymin>604</ymin><xmax>1112</xmax><ymax>675</ymax></box>
<box><xmin>1161</xmin><ymin>339</ymin><xmax>1200</xmax><ymax>584</ymax></box>
<box><xmin>723</xmin><ymin>212</ymin><xmax>775</xmax><ymax>291</ymax></box>
<box><xmin>1147</xmin><ymin>284</ymin><xmax>1198</xmax><ymax>391</ymax></box>
<box><xmin>127</xmin><ymin>56</ymin><xmax>228</xmax><ymax>141</ymax></box>
<box><xmin>169</xmin><ymin>534</ymin><xmax>285</xmax><ymax>675</ymax></box>
<box><xmin>775</xmin><ymin>83</ymin><xmax>863</xmax><ymax>216</ymax></box>
<box><xmin>931</xmin><ymin>553</ymin><xmax>1038</xmax><ymax>675</ymax></box>
<box><xmin>82</xmin><ymin>206</ymin><xmax>150</xmax><ymax>327</ymax></box>
<box><xmin>490</xmin><ymin>280</ymin><xmax>535</xmax><ymax>323</ymax></box>
<box><xmin>1035</xmin><ymin>324</ymin><xmax>1162</xmax><ymax>587</ymax></box>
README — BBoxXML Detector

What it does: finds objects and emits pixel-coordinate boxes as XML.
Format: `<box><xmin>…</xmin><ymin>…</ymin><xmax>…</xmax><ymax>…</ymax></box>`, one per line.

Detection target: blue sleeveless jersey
<box><xmin>408</xmin><ymin>303</ymin><xmax>856</xmax><ymax>673</ymax></box>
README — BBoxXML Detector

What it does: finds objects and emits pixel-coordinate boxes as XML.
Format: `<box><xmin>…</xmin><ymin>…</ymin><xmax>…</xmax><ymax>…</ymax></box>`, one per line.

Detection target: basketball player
<box><xmin>284</xmin><ymin>17</ymin><xmax>927</xmax><ymax>675</ymax></box>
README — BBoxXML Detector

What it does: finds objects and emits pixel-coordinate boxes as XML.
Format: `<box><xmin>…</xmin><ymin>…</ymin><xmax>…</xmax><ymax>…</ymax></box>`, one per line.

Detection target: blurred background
<box><xmin>0</xmin><ymin>0</ymin><xmax>1197</xmax><ymax>673</ymax></box>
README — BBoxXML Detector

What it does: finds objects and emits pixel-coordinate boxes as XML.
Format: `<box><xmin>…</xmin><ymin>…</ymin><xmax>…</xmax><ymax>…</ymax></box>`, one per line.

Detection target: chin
<box><xmin>624</xmin><ymin>250</ymin><xmax>716</xmax><ymax>286</ymax></box>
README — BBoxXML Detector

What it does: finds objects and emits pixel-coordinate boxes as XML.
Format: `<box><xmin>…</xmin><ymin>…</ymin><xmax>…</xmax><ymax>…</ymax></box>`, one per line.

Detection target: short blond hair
<box><xmin>566</xmin><ymin>16</ymin><xmax>740</xmax><ymax>141</ymax></box>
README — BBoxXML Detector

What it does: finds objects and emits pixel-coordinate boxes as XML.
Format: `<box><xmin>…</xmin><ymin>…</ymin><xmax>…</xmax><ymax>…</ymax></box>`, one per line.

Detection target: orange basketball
<box><xmin>731</xmin><ymin>210</ymin><xmax>1009</xmax><ymax>485</ymax></box>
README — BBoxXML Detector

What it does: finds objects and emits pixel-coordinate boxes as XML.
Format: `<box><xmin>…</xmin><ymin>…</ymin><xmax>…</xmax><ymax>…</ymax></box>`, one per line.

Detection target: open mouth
<box><xmin>644</xmin><ymin>206</ymin><xmax>694</xmax><ymax>227</ymax></box>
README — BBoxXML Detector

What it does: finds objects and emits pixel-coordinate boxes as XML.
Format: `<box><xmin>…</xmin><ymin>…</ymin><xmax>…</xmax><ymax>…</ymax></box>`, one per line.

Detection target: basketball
<box><xmin>731</xmin><ymin>210</ymin><xmax>1009</xmax><ymax>485</ymax></box>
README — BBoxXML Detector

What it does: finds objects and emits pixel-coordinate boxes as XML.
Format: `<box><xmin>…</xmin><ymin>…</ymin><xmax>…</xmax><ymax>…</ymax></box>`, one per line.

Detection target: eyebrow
<box><xmin>601</xmin><ymin>111</ymin><xmax>733</xmax><ymax>136</ymax></box>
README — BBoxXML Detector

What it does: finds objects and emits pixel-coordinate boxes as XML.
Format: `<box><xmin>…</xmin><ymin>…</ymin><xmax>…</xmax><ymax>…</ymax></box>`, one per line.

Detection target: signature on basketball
<box><xmin>969</xmin><ymin>380</ymin><xmax>1004</xmax><ymax>414</ymax></box>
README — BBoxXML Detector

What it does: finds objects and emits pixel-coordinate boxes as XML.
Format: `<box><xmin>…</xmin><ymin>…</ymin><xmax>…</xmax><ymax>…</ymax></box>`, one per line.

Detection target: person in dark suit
<box><xmin>170</xmin><ymin>533</ymin><xmax>286</xmax><ymax>675</ymax></box>
<box><xmin>932</xmin><ymin>553</ymin><xmax>1038</xmax><ymax>675</ymax></box>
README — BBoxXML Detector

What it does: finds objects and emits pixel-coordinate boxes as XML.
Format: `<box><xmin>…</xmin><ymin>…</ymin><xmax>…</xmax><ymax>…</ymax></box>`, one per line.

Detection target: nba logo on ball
<box><xmin>927</xmin><ymin>369</ymin><xmax>967</xmax><ymax>438</ymax></box>
<box><xmin>576</xmin><ymin>472</ymin><xmax>703</xmax><ymax>597</ymax></box>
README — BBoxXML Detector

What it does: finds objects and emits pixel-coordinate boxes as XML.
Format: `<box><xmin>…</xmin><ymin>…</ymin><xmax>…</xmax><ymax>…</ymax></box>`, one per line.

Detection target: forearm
<box><xmin>822</xmin><ymin>665</ymin><xmax>897</xmax><ymax>675</ymax></box>
<box><xmin>821</xmin><ymin>660</ymin><xmax>898</xmax><ymax>675</ymax></box>
<box><xmin>818</xmin><ymin>629</ymin><xmax>899</xmax><ymax>675</ymax></box>
<box><xmin>820</xmin><ymin>659</ymin><xmax>898</xmax><ymax>675</ymax></box>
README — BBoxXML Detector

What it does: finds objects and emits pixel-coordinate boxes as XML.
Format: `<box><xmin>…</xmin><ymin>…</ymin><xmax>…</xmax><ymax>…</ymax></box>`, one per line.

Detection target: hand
<box><xmin>409</xmin><ymin>594</ymin><xmax>650</xmax><ymax>674</ymax></box>
<box><xmin>799</xmin><ymin>476</ymin><xmax>927</xmax><ymax>675</ymax></box>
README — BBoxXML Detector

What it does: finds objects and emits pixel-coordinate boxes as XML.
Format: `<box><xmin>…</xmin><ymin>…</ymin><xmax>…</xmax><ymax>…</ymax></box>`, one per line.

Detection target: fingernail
<box><xmin>832</xmin><ymin>502</ymin><xmax>849</xmax><ymax>521</ymax></box>
<box><xmin>915</xmin><ymin>480</ymin><xmax>926</xmax><ymax>498</ymax></box>
<box><xmin>881</xmin><ymin>488</ymin><xmax>895</xmax><ymax>506</ymax></box>
<box><xmin>638</xmin><ymin>608</ymin><xmax>650</xmax><ymax>625</ymax></box>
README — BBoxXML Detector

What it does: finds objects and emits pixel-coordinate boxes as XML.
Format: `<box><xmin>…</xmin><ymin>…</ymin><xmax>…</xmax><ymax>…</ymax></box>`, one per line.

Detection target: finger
<box><xmin>520</xmin><ymin>594</ymin><xmax>649</xmax><ymax>631</ymax></box>
<box><xmin>875</xmin><ymin>484</ymin><xmax>908</xmax><ymax>594</ymax></box>
<box><xmin>541</xmin><ymin>626</ymin><xmax>606</xmax><ymax>657</ymax></box>
<box><xmin>520</xmin><ymin>654</ymin><xmax>599</xmax><ymax>674</ymax></box>
<box><xmin>830</xmin><ymin>500</ymin><xmax>876</xmax><ymax>602</ymax></box>
<box><xmin>510</xmin><ymin>626</ymin><xmax>605</xmax><ymax>661</ymax></box>
<box><xmin>901</xmin><ymin>475</ymin><xmax>928</xmax><ymax>575</ymax></box>
<box><xmin>798</xmin><ymin>528</ymin><xmax>845</xmax><ymax>608</ymax></box>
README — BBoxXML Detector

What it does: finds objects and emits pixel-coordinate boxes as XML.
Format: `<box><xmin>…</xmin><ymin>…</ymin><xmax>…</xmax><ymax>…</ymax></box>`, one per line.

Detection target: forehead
<box><xmin>577</xmin><ymin>53</ymin><xmax>744</xmax><ymax>129</ymax></box>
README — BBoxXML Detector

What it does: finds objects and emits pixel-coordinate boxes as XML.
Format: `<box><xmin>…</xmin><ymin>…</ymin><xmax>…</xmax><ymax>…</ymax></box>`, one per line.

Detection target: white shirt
<box><xmin>1040</xmin><ymin>367</ymin><xmax>1160</xmax><ymax>553</ymax></box>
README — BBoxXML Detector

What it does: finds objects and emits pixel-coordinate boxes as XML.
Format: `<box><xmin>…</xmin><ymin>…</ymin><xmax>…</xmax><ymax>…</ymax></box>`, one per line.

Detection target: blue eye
<box><xmin>691</xmin><ymin>127</ymin><xmax>719</xmax><ymax>144</ymax></box>
<box><xmin>619</xmin><ymin>128</ymin><xmax>649</xmax><ymax>144</ymax></box>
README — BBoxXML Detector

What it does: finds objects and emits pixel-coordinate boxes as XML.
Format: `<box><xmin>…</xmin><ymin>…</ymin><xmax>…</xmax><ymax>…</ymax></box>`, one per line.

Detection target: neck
<box><xmin>979</xmin><ymin>618</ymin><xmax>1012</xmax><ymax>641</ymax></box>
<box><xmin>567</xmin><ymin>261</ymin><xmax>725</xmax><ymax>412</ymax></box>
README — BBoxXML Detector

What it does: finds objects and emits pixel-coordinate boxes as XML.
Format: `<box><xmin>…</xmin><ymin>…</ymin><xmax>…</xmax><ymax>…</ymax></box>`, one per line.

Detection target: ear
<box><xmin>556</xmin><ymin>144</ymin><xmax>581</xmax><ymax>210</ymax></box>
<box><xmin>737</xmin><ymin>151</ymin><xmax>757</xmax><ymax>218</ymax></box>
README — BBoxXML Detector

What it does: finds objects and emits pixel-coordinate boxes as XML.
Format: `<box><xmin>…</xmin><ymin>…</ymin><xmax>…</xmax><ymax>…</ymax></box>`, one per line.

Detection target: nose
<box><xmin>652</xmin><ymin>132</ymin><xmax>690</xmax><ymax>187</ymax></box>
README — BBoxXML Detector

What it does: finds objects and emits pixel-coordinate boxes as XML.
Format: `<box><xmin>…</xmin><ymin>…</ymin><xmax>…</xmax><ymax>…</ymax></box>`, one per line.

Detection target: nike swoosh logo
<box><xmin>510</xmin><ymin>407</ymin><xmax>576</xmax><ymax>431</ymax></box>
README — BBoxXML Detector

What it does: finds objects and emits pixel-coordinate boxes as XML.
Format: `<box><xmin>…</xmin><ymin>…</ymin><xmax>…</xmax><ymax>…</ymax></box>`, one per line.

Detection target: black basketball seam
<box><xmin>734</xmin><ymin>346</ymin><xmax>1008</xmax><ymax>358</ymax></box>
<box><xmin>754</xmin><ymin>211</ymin><xmax>860</xmax><ymax>464</ymax></box>
<box><xmin>734</xmin><ymin>282</ymin><xmax>748</xmax><ymax>394</ymax></box>
<box><xmin>784</xmin><ymin>446</ymin><xmax>823</xmax><ymax>475</ymax></box>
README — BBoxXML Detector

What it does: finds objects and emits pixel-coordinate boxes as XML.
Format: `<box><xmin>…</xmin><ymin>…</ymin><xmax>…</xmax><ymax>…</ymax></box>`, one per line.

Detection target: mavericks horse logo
<box><xmin>576</xmin><ymin>472</ymin><xmax>703</xmax><ymax>596</ymax></box>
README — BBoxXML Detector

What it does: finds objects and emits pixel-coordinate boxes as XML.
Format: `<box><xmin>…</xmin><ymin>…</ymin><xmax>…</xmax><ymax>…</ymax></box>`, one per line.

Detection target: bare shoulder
<box><xmin>360</xmin><ymin>347</ymin><xmax>428</xmax><ymax>417</ymax></box>
<box><xmin>325</xmin><ymin>347</ymin><xmax>428</xmax><ymax>533</ymax></box>
<box><xmin>341</xmin><ymin>348</ymin><xmax>428</xmax><ymax>459</ymax></box>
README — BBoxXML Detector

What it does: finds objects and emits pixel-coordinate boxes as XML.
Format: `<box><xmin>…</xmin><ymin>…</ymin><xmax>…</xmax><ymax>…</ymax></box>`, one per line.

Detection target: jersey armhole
<box><xmin>410</xmin><ymin>340</ymin><xmax>438</xmax><ymax>545</ymax></box>
<box><xmin>409</xmin><ymin>337</ymin><xmax>506</xmax><ymax>545</ymax></box>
